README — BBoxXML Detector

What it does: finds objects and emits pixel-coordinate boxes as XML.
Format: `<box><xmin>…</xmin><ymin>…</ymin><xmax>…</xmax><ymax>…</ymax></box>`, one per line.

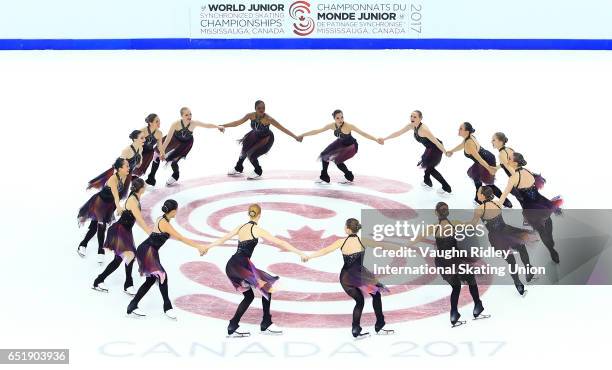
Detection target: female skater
<box><xmin>408</xmin><ymin>202</ymin><xmax>487</xmax><ymax>327</ymax></box>
<box><xmin>381</xmin><ymin>110</ymin><xmax>451</xmax><ymax>193</ymax></box>
<box><xmin>92</xmin><ymin>178</ymin><xmax>151</xmax><ymax>295</ymax></box>
<box><xmin>447</xmin><ymin>123</ymin><xmax>512</xmax><ymax>207</ymax></box>
<box><xmin>298</xmin><ymin>109</ymin><xmax>382</xmax><ymax>184</ymax></box>
<box><xmin>498</xmin><ymin>153</ymin><xmax>563</xmax><ymax>263</ymax></box>
<box><xmin>133</xmin><ymin>113</ymin><xmax>165</xmax><ymax>182</ymax></box>
<box><xmin>86</xmin><ymin>130</ymin><xmax>145</xmax><ymax>192</ymax></box>
<box><xmin>78</xmin><ymin>158</ymin><xmax>129</xmax><ymax>264</ymax></box>
<box><xmin>224</xmin><ymin>100</ymin><xmax>302</xmax><ymax>180</ymax></box>
<box><xmin>303</xmin><ymin>218</ymin><xmax>393</xmax><ymax>338</ymax></box>
<box><xmin>145</xmin><ymin>107</ymin><xmax>225</xmax><ymax>186</ymax></box>
<box><xmin>202</xmin><ymin>204</ymin><xmax>306</xmax><ymax>337</ymax></box>
<box><xmin>466</xmin><ymin>186</ymin><xmax>534</xmax><ymax>295</ymax></box>
<box><xmin>126</xmin><ymin>199</ymin><xmax>206</xmax><ymax>319</ymax></box>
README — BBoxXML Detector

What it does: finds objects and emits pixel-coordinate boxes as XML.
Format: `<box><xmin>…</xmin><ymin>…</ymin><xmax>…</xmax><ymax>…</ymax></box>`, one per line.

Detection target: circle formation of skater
<box><xmin>76</xmin><ymin>104</ymin><xmax>563</xmax><ymax>334</ymax></box>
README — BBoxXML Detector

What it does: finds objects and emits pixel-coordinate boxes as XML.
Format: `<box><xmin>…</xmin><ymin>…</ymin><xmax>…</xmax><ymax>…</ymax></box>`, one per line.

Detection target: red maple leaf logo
<box><xmin>276</xmin><ymin>226</ymin><xmax>340</xmax><ymax>251</ymax></box>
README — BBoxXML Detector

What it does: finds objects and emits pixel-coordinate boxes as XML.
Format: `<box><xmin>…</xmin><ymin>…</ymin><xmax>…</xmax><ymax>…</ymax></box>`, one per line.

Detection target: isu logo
<box><xmin>141</xmin><ymin>171</ymin><xmax>489</xmax><ymax>328</ymax></box>
<box><xmin>289</xmin><ymin>1</ymin><xmax>315</xmax><ymax>36</ymax></box>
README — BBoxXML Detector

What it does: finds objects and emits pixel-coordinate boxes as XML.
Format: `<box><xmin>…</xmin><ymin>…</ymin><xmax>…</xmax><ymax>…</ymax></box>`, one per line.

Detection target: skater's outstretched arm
<box><xmin>255</xmin><ymin>227</ymin><xmax>306</xmax><ymax>258</ymax></box>
<box><xmin>465</xmin><ymin>140</ymin><xmax>496</xmax><ymax>175</ymax></box>
<box><xmin>160</xmin><ymin>121</ymin><xmax>179</xmax><ymax>154</ymax></box>
<box><xmin>303</xmin><ymin>239</ymin><xmax>343</xmax><ymax>262</ymax></box>
<box><xmin>347</xmin><ymin>123</ymin><xmax>380</xmax><ymax>143</ymax></box>
<box><xmin>446</xmin><ymin>141</ymin><xmax>464</xmax><ymax>156</ymax></box>
<box><xmin>126</xmin><ymin>196</ymin><xmax>152</xmax><ymax>235</ymax></box>
<box><xmin>419</xmin><ymin>125</ymin><xmax>446</xmax><ymax>153</ymax></box>
<box><xmin>498</xmin><ymin>173</ymin><xmax>518</xmax><ymax>207</ymax></box>
<box><xmin>158</xmin><ymin>218</ymin><xmax>206</xmax><ymax>254</ymax></box>
<box><xmin>222</xmin><ymin>113</ymin><xmax>250</xmax><ymax>128</ymax></box>
<box><xmin>203</xmin><ymin>226</ymin><xmax>241</xmax><ymax>253</ymax></box>
<box><xmin>299</xmin><ymin>123</ymin><xmax>334</xmax><ymax>139</ymax></box>
<box><xmin>192</xmin><ymin>120</ymin><xmax>225</xmax><ymax>132</ymax></box>
<box><xmin>269</xmin><ymin>116</ymin><xmax>302</xmax><ymax>141</ymax></box>
<box><xmin>382</xmin><ymin>123</ymin><xmax>413</xmax><ymax>141</ymax></box>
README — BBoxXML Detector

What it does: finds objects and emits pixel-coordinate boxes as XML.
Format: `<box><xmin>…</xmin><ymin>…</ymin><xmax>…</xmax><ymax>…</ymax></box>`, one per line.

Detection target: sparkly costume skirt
<box><xmin>467</xmin><ymin>149</ymin><xmax>496</xmax><ymax>184</ymax></box>
<box><xmin>77</xmin><ymin>193</ymin><xmax>116</xmax><ymax>226</ymax></box>
<box><xmin>162</xmin><ymin>136</ymin><xmax>194</xmax><ymax>163</ymax></box>
<box><xmin>340</xmin><ymin>263</ymin><xmax>389</xmax><ymax>296</ymax></box>
<box><xmin>239</xmin><ymin>130</ymin><xmax>275</xmax><ymax>160</ymax></box>
<box><xmin>103</xmin><ymin>222</ymin><xmax>136</xmax><ymax>263</ymax></box>
<box><xmin>418</xmin><ymin>145</ymin><xmax>443</xmax><ymax>169</ymax></box>
<box><xmin>319</xmin><ymin>139</ymin><xmax>358</xmax><ymax>164</ymax></box>
<box><xmin>225</xmin><ymin>254</ymin><xmax>279</xmax><ymax>300</ymax></box>
<box><xmin>136</xmin><ymin>242</ymin><xmax>166</xmax><ymax>284</ymax></box>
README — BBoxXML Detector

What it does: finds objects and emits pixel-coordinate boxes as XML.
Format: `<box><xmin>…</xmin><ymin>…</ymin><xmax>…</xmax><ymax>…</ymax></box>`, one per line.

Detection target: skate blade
<box><xmin>520</xmin><ymin>289</ymin><xmax>528</xmax><ymax>298</ymax></box>
<box><xmin>123</xmin><ymin>290</ymin><xmax>136</xmax><ymax>297</ymax></box>
<box><xmin>260</xmin><ymin>330</ymin><xmax>283</xmax><ymax>336</ymax></box>
<box><xmin>375</xmin><ymin>329</ymin><xmax>395</xmax><ymax>335</ymax></box>
<box><xmin>246</xmin><ymin>177</ymin><xmax>262</xmax><ymax>181</ymax></box>
<box><xmin>473</xmin><ymin>314</ymin><xmax>491</xmax><ymax>320</ymax></box>
<box><xmin>338</xmin><ymin>181</ymin><xmax>354</xmax><ymax>185</ymax></box>
<box><xmin>91</xmin><ymin>286</ymin><xmax>109</xmax><ymax>293</ymax></box>
<box><xmin>126</xmin><ymin>312</ymin><xmax>146</xmax><ymax>319</ymax></box>
<box><xmin>315</xmin><ymin>180</ymin><xmax>331</xmax><ymax>185</ymax></box>
<box><xmin>353</xmin><ymin>333</ymin><xmax>371</xmax><ymax>341</ymax></box>
<box><xmin>227</xmin><ymin>173</ymin><xmax>244</xmax><ymax>177</ymax></box>
<box><xmin>526</xmin><ymin>275</ymin><xmax>540</xmax><ymax>284</ymax></box>
<box><xmin>227</xmin><ymin>332</ymin><xmax>251</xmax><ymax>338</ymax></box>
<box><xmin>77</xmin><ymin>251</ymin><xmax>86</xmax><ymax>258</ymax></box>
<box><xmin>421</xmin><ymin>184</ymin><xmax>433</xmax><ymax>191</ymax></box>
<box><xmin>451</xmin><ymin>321</ymin><xmax>467</xmax><ymax>328</ymax></box>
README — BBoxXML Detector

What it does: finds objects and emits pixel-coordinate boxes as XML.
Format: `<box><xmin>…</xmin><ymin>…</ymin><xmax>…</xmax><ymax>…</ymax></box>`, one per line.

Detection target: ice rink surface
<box><xmin>1</xmin><ymin>50</ymin><xmax>611</xmax><ymax>369</ymax></box>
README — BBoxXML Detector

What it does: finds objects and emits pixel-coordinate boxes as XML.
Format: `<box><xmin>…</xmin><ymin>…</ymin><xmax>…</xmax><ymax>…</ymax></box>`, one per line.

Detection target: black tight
<box><xmin>533</xmin><ymin>217</ymin><xmax>555</xmax><ymax>251</ymax></box>
<box><xmin>235</xmin><ymin>155</ymin><xmax>262</xmax><ymax>176</ymax></box>
<box><xmin>424</xmin><ymin>167</ymin><xmax>451</xmax><ymax>192</ymax></box>
<box><xmin>320</xmin><ymin>160</ymin><xmax>354</xmax><ymax>182</ymax></box>
<box><xmin>146</xmin><ymin>159</ymin><xmax>179</xmax><ymax>181</ymax></box>
<box><xmin>80</xmin><ymin>220</ymin><xmax>106</xmax><ymax>254</ymax></box>
<box><xmin>127</xmin><ymin>276</ymin><xmax>172</xmax><ymax>313</ymax></box>
<box><xmin>94</xmin><ymin>255</ymin><xmax>135</xmax><ymax>289</ymax></box>
<box><xmin>345</xmin><ymin>288</ymin><xmax>385</xmax><ymax>335</ymax></box>
<box><xmin>229</xmin><ymin>289</ymin><xmax>273</xmax><ymax>330</ymax></box>
<box><xmin>504</xmin><ymin>254</ymin><xmax>522</xmax><ymax>285</ymax></box>
<box><xmin>449</xmin><ymin>275</ymin><xmax>481</xmax><ymax>315</ymax></box>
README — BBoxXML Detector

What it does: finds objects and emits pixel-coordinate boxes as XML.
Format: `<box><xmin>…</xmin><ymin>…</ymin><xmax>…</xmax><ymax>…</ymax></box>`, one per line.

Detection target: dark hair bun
<box><xmin>494</xmin><ymin>132</ymin><xmax>508</xmax><ymax>144</ymax></box>
<box><xmin>463</xmin><ymin>122</ymin><xmax>476</xmax><ymax>134</ymax></box>
<box><xmin>145</xmin><ymin>113</ymin><xmax>158</xmax><ymax>124</ymax></box>
<box><xmin>481</xmin><ymin>186</ymin><xmax>495</xmax><ymax>201</ymax></box>
<box><xmin>130</xmin><ymin>177</ymin><xmax>145</xmax><ymax>194</ymax></box>
<box><xmin>332</xmin><ymin>109</ymin><xmax>343</xmax><ymax>118</ymax></box>
<box><xmin>435</xmin><ymin>202</ymin><xmax>450</xmax><ymax>219</ymax></box>
<box><xmin>162</xmin><ymin>199</ymin><xmax>178</xmax><ymax>214</ymax></box>
<box><xmin>345</xmin><ymin>218</ymin><xmax>362</xmax><ymax>233</ymax></box>
<box><xmin>113</xmin><ymin>157</ymin><xmax>126</xmax><ymax>170</ymax></box>
<box><xmin>129</xmin><ymin>130</ymin><xmax>141</xmax><ymax>140</ymax></box>
<box><xmin>513</xmin><ymin>153</ymin><xmax>527</xmax><ymax>167</ymax></box>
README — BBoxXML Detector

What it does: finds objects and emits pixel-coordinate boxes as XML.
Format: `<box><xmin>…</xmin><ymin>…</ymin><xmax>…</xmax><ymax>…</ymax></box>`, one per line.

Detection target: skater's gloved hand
<box><xmin>445</xmin><ymin>151</ymin><xmax>453</xmax><ymax>157</ymax></box>
<box><xmin>217</xmin><ymin>126</ymin><xmax>225</xmax><ymax>133</ymax></box>
<box><xmin>296</xmin><ymin>135</ymin><xmax>303</xmax><ymax>142</ymax></box>
<box><xmin>116</xmin><ymin>206</ymin><xmax>124</xmax><ymax>216</ymax></box>
<box><xmin>376</xmin><ymin>138</ymin><xmax>384</xmax><ymax>145</ymax></box>
<box><xmin>198</xmin><ymin>245</ymin><xmax>208</xmax><ymax>256</ymax></box>
<box><xmin>301</xmin><ymin>254</ymin><xmax>310</xmax><ymax>263</ymax></box>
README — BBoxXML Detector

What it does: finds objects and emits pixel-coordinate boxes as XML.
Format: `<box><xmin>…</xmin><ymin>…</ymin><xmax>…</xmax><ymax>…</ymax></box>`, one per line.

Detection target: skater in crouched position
<box><xmin>126</xmin><ymin>199</ymin><xmax>206</xmax><ymax>319</ymax></box>
<box><xmin>303</xmin><ymin>218</ymin><xmax>394</xmax><ymax>338</ymax></box>
<box><xmin>92</xmin><ymin>178</ymin><xmax>151</xmax><ymax>295</ymax></box>
<box><xmin>409</xmin><ymin>202</ymin><xmax>489</xmax><ymax>327</ymax></box>
<box><xmin>202</xmin><ymin>204</ymin><xmax>306</xmax><ymax>337</ymax></box>
<box><xmin>78</xmin><ymin>158</ymin><xmax>129</xmax><ymax>263</ymax></box>
<box><xmin>298</xmin><ymin>109</ymin><xmax>382</xmax><ymax>184</ymax></box>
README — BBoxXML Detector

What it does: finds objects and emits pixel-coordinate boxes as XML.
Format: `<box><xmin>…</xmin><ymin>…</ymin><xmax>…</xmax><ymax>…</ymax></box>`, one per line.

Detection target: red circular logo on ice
<box><xmin>141</xmin><ymin>171</ymin><xmax>490</xmax><ymax>328</ymax></box>
<box><xmin>290</xmin><ymin>1</ymin><xmax>315</xmax><ymax>36</ymax></box>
